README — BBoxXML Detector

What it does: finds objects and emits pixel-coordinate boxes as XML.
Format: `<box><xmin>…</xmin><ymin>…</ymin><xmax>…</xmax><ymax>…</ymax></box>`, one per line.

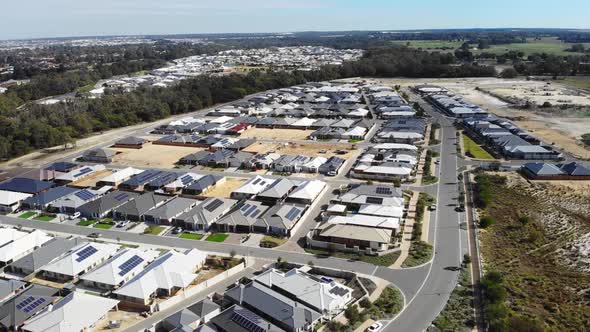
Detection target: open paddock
<box><xmin>68</xmin><ymin>169</ymin><xmax>114</xmax><ymax>188</ymax></box>
<box><xmin>243</xmin><ymin>142</ymin><xmax>356</xmax><ymax>158</ymax></box>
<box><xmin>111</xmin><ymin>143</ymin><xmax>206</xmax><ymax>169</ymax></box>
<box><xmin>241</xmin><ymin>128</ymin><xmax>314</xmax><ymax>140</ymax></box>
<box><xmin>204</xmin><ymin>177</ymin><xmax>246</xmax><ymax>198</ymax></box>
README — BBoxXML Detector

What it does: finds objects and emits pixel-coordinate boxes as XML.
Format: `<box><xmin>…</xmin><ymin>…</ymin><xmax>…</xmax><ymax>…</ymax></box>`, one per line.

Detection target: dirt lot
<box><xmin>204</xmin><ymin>177</ymin><xmax>245</xmax><ymax>198</ymax></box>
<box><xmin>94</xmin><ymin>309</ymin><xmax>144</xmax><ymax>331</ymax></box>
<box><xmin>111</xmin><ymin>143</ymin><xmax>205</xmax><ymax>169</ymax></box>
<box><xmin>68</xmin><ymin>169</ymin><xmax>113</xmax><ymax>188</ymax></box>
<box><xmin>243</xmin><ymin>142</ymin><xmax>355</xmax><ymax>158</ymax></box>
<box><xmin>241</xmin><ymin>128</ymin><xmax>314</xmax><ymax>140</ymax></box>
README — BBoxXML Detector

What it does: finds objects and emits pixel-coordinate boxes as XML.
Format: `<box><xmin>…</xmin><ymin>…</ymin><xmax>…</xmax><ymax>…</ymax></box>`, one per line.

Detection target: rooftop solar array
<box><xmin>375</xmin><ymin>187</ymin><xmax>393</xmax><ymax>195</ymax></box>
<box><xmin>285</xmin><ymin>207</ymin><xmax>302</xmax><ymax>221</ymax></box>
<box><xmin>17</xmin><ymin>296</ymin><xmax>46</xmax><ymax>313</ymax></box>
<box><xmin>366</xmin><ymin>197</ymin><xmax>384</xmax><ymax>205</ymax></box>
<box><xmin>114</xmin><ymin>192</ymin><xmax>129</xmax><ymax>201</ymax></box>
<box><xmin>243</xmin><ymin>205</ymin><xmax>257</xmax><ymax>218</ymax></box>
<box><xmin>250</xmin><ymin>209</ymin><xmax>261</xmax><ymax>218</ymax></box>
<box><xmin>75</xmin><ymin>189</ymin><xmax>96</xmax><ymax>201</ymax></box>
<box><xmin>204</xmin><ymin>199</ymin><xmax>223</xmax><ymax>212</ymax></box>
<box><xmin>180</xmin><ymin>174</ymin><xmax>195</xmax><ymax>185</ymax></box>
<box><xmin>73</xmin><ymin>167</ymin><xmax>93</xmax><ymax>178</ymax></box>
<box><xmin>329</xmin><ymin>285</ymin><xmax>350</xmax><ymax>297</ymax></box>
<box><xmin>118</xmin><ymin>255</ymin><xmax>144</xmax><ymax>276</ymax></box>
<box><xmin>75</xmin><ymin>245</ymin><xmax>98</xmax><ymax>262</ymax></box>
<box><xmin>231</xmin><ymin>309</ymin><xmax>266</xmax><ymax>332</ymax></box>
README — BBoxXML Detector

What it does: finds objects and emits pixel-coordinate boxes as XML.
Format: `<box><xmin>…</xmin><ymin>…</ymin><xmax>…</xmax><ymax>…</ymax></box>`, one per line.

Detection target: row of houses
<box><xmin>364</xmin><ymin>85</ymin><xmax>417</xmax><ymax>119</ymax></box>
<box><xmin>415</xmin><ymin>84</ymin><xmax>489</xmax><ymax>119</ymax></box>
<box><xmin>350</xmin><ymin>143</ymin><xmax>419</xmax><ymax>182</ymax></box>
<box><xmin>521</xmin><ymin>161</ymin><xmax>590</xmax><ymax>180</ymax></box>
<box><xmin>158</xmin><ymin>266</ymin><xmax>354</xmax><ymax>332</ymax></box>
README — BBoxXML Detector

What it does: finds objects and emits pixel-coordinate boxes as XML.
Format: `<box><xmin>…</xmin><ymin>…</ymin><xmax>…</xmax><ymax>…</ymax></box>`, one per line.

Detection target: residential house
<box><xmin>214</xmin><ymin>200</ymin><xmax>270</xmax><ymax>233</ymax></box>
<box><xmin>112</xmin><ymin>192</ymin><xmax>171</xmax><ymax>221</ymax></box>
<box><xmin>81</xmin><ymin>148</ymin><xmax>116</xmax><ymax>163</ymax></box>
<box><xmin>253</xmin><ymin>203</ymin><xmax>307</xmax><ymax>236</ymax></box>
<box><xmin>318</xmin><ymin>157</ymin><xmax>345</xmax><ymax>175</ymax></box>
<box><xmin>21</xmin><ymin>187</ymin><xmax>79</xmax><ymax>211</ymax></box>
<box><xmin>142</xmin><ymin>197</ymin><xmax>199</xmax><ymax>225</ymax></box>
<box><xmin>113</xmin><ymin>136</ymin><xmax>147</xmax><ymax>149</ymax></box>
<box><xmin>286</xmin><ymin>180</ymin><xmax>326</xmax><ymax>205</ymax></box>
<box><xmin>206</xmin><ymin>305</ymin><xmax>283</xmax><ymax>332</ymax></box>
<box><xmin>230</xmin><ymin>176</ymin><xmax>273</xmax><ymax>200</ymax></box>
<box><xmin>174</xmin><ymin>198</ymin><xmax>238</xmax><ymax>231</ymax></box>
<box><xmin>182</xmin><ymin>175</ymin><xmax>224</xmax><ymax>196</ymax></box>
<box><xmin>0</xmin><ymin>178</ymin><xmax>53</xmax><ymax>195</ymax></box>
<box><xmin>159</xmin><ymin>299</ymin><xmax>221</xmax><ymax>331</ymax></box>
<box><xmin>0</xmin><ymin>230</ymin><xmax>52</xmax><ymax>265</ymax></box>
<box><xmin>0</xmin><ymin>191</ymin><xmax>33</xmax><ymax>213</ymax></box>
<box><xmin>49</xmin><ymin>188</ymin><xmax>105</xmax><ymax>214</ymax></box>
<box><xmin>333</xmin><ymin>184</ymin><xmax>403</xmax><ymax>209</ymax></box>
<box><xmin>78</xmin><ymin>190</ymin><xmax>140</xmax><ymax>219</ymax></box>
<box><xmin>96</xmin><ymin>167</ymin><xmax>144</xmax><ymax>187</ymax></box>
<box><xmin>0</xmin><ymin>284</ymin><xmax>59</xmax><ymax>331</ymax></box>
<box><xmin>255</xmin><ymin>178</ymin><xmax>298</xmax><ymax>204</ymax></box>
<box><xmin>6</xmin><ymin>237</ymin><xmax>85</xmax><ymax>277</ymax></box>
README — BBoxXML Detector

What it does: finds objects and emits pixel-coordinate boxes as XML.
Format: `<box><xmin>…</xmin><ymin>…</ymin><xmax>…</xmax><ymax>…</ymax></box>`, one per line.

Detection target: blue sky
<box><xmin>1</xmin><ymin>0</ymin><xmax>588</xmax><ymax>40</ymax></box>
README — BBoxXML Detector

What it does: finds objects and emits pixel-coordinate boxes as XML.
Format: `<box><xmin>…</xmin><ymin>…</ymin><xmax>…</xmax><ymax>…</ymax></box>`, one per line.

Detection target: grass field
<box><xmin>205</xmin><ymin>233</ymin><xmax>229</xmax><ymax>242</ymax></box>
<box><xmin>462</xmin><ymin>134</ymin><xmax>495</xmax><ymax>160</ymax></box>
<box><xmin>34</xmin><ymin>215</ymin><xmax>55</xmax><ymax>222</ymax></box>
<box><xmin>94</xmin><ymin>223</ymin><xmax>114</xmax><ymax>229</ymax></box>
<box><xmin>180</xmin><ymin>233</ymin><xmax>204</xmax><ymax>240</ymax></box>
<box><xmin>144</xmin><ymin>225</ymin><xmax>165</xmax><ymax>235</ymax></box>
<box><xmin>77</xmin><ymin>219</ymin><xmax>97</xmax><ymax>226</ymax></box>
<box><xmin>18</xmin><ymin>211</ymin><xmax>37</xmax><ymax>219</ymax></box>
<box><xmin>561</xmin><ymin>76</ymin><xmax>590</xmax><ymax>90</ymax></box>
<box><xmin>390</xmin><ymin>40</ymin><xmax>463</xmax><ymax>50</ymax></box>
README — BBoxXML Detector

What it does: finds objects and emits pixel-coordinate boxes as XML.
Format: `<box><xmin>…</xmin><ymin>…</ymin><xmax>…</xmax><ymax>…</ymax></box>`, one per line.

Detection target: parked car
<box><xmin>335</xmin><ymin>150</ymin><xmax>347</xmax><ymax>155</ymax></box>
<box><xmin>429</xmin><ymin>204</ymin><xmax>437</xmax><ymax>211</ymax></box>
<box><xmin>116</xmin><ymin>221</ymin><xmax>129</xmax><ymax>228</ymax></box>
<box><xmin>172</xmin><ymin>227</ymin><xmax>182</xmax><ymax>234</ymax></box>
<box><xmin>69</xmin><ymin>212</ymin><xmax>81</xmax><ymax>220</ymax></box>
<box><xmin>87</xmin><ymin>232</ymin><xmax>102</xmax><ymax>238</ymax></box>
<box><xmin>319</xmin><ymin>149</ymin><xmax>327</xmax><ymax>154</ymax></box>
<box><xmin>367</xmin><ymin>322</ymin><xmax>383</xmax><ymax>332</ymax></box>
<box><xmin>327</xmin><ymin>171</ymin><xmax>337</xmax><ymax>177</ymax></box>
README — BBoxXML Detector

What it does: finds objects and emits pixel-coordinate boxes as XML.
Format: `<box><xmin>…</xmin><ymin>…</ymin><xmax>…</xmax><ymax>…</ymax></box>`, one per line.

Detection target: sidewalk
<box><xmin>390</xmin><ymin>191</ymin><xmax>419</xmax><ymax>268</ymax></box>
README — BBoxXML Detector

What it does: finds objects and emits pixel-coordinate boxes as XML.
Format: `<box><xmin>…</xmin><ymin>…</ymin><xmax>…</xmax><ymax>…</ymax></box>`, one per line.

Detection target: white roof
<box><xmin>0</xmin><ymin>190</ymin><xmax>32</xmax><ymax>206</ymax></box>
<box><xmin>210</xmin><ymin>115</ymin><xmax>233</xmax><ymax>124</ymax></box>
<box><xmin>292</xmin><ymin>117</ymin><xmax>316</xmax><ymax>127</ymax></box>
<box><xmin>114</xmin><ymin>249</ymin><xmax>206</xmax><ymax>301</ymax></box>
<box><xmin>233</xmin><ymin>175</ymin><xmax>273</xmax><ymax>195</ymax></box>
<box><xmin>41</xmin><ymin>242</ymin><xmax>121</xmax><ymax>277</ymax></box>
<box><xmin>358</xmin><ymin>204</ymin><xmax>404</xmax><ymax>218</ymax></box>
<box><xmin>343</xmin><ymin>126</ymin><xmax>367</xmax><ymax>137</ymax></box>
<box><xmin>378</xmin><ymin>131</ymin><xmax>424</xmax><ymax>139</ymax></box>
<box><xmin>80</xmin><ymin>248</ymin><xmax>160</xmax><ymax>287</ymax></box>
<box><xmin>22</xmin><ymin>291</ymin><xmax>119</xmax><ymax>332</ymax></box>
<box><xmin>327</xmin><ymin>204</ymin><xmax>346</xmax><ymax>213</ymax></box>
<box><xmin>164</xmin><ymin>173</ymin><xmax>204</xmax><ymax>190</ymax></box>
<box><xmin>99</xmin><ymin>167</ymin><xmax>144</xmax><ymax>184</ymax></box>
<box><xmin>348</xmin><ymin>108</ymin><xmax>369</xmax><ymax>117</ymax></box>
<box><xmin>355</xmin><ymin>165</ymin><xmax>412</xmax><ymax>176</ymax></box>
<box><xmin>288</xmin><ymin>180</ymin><xmax>326</xmax><ymax>201</ymax></box>
<box><xmin>55</xmin><ymin>164</ymin><xmax>106</xmax><ymax>182</ymax></box>
<box><xmin>328</xmin><ymin>215</ymin><xmax>400</xmax><ymax>231</ymax></box>
<box><xmin>0</xmin><ymin>230</ymin><xmax>52</xmax><ymax>263</ymax></box>
<box><xmin>373</xmin><ymin>143</ymin><xmax>418</xmax><ymax>151</ymax></box>
<box><xmin>302</xmin><ymin>157</ymin><xmax>328</xmax><ymax>169</ymax></box>
<box><xmin>0</xmin><ymin>228</ymin><xmax>29</xmax><ymax>247</ymax></box>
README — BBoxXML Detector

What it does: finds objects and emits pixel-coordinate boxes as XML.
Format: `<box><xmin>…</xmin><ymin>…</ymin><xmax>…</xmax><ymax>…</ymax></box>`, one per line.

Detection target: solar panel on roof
<box><xmin>23</xmin><ymin>298</ymin><xmax>46</xmax><ymax>313</ymax></box>
<box><xmin>16</xmin><ymin>296</ymin><xmax>34</xmax><ymax>310</ymax></box>
<box><xmin>75</xmin><ymin>245</ymin><xmax>98</xmax><ymax>262</ymax></box>
<box><xmin>285</xmin><ymin>207</ymin><xmax>302</xmax><ymax>221</ymax></box>
<box><xmin>376</xmin><ymin>187</ymin><xmax>393</xmax><ymax>195</ymax></box>
<box><xmin>241</xmin><ymin>204</ymin><xmax>251</xmax><ymax>212</ymax></box>
<box><xmin>75</xmin><ymin>189</ymin><xmax>96</xmax><ymax>201</ymax></box>
<box><xmin>366</xmin><ymin>197</ymin><xmax>383</xmax><ymax>205</ymax></box>
<box><xmin>231</xmin><ymin>310</ymin><xmax>265</xmax><ymax>332</ymax></box>
<box><xmin>204</xmin><ymin>199</ymin><xmax>223</xmax><ymax>212</ymax></box>
<box><xmin>73</xmin><ymin>167</ymin><xmax>93</xmax><ymax>178</ymax></box>
<box><xmin>250</xmin><ymin>209</ymin><xmax>260</xmax><ymax>218</ymax></box>
<box><xmin>252</xmin><ymin>178</ymin><xmax>260</xmax><ymax>185</ymax></box>
<box><xmin>243</xmin><ymin>205</ymin><xmax>257</xmax><ymax>217</ymax></box>
<box><xmin>118</xmin><ymin>255</ymin><xmax>144</xmax><ymax>276</ymax></box>
<box><xmin>114</xmin><ymin>192</ymin><xmax>129</xmax><ymax>201</ymax></box>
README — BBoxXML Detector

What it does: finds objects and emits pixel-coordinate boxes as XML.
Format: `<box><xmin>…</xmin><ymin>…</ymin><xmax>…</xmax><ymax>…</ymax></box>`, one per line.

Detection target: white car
<box><xmin>69</xmin><ymin>212</ymin><xmax>81</xmax><ymax>220</ymax></box>
<box><xmin>367</xmin><ymin>322</ymin><xmax>383</xmax><ymax>332</ymax></box>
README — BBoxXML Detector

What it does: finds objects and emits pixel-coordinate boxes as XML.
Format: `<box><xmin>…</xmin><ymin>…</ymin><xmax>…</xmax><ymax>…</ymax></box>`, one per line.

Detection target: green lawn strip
<box><xmin>33</xmin><ymin>215</ymin><xmax>56</xmax><ymax>222</ymax></box>
<box><xmin>18</xmin><ymin>211</ymin><xmax>37</xmax><ymax>219</ymax></box>
<box><xmin>402</xmin><ymin>241</ymin><xmax>433</xmax><ymax>268</ymax></box>
<box><xmin>77</xmin><ymin>219</ymin><xmax>98</xmax><ymax>226</ymax></box>
<box><xmin>205</xmin><ymin>233</ymin><xmax>229</xmax><ymax>242</ymax></box>
<box><xmin>179</xmin><ymin>232</ymin><xmax>204</xmax><ymax>240</ymax></box>
<box><xmin>144</xmin><ymin>226</ymin><xmax>165</xmax><ymax>235</ymax></box>
<box><xmin>462</xmin><ymin>134</ymin><xmax>495</xmax><ymax>160</ymax></box>
<box><xmin>94</xmin><ymin>223</ymin><xmax>114</xmax><ymax>229</ymax></box>
<box><xmin>305</xmin><ymin>248</ymin><xmax>400</xmax><ymax>266</ymax></box>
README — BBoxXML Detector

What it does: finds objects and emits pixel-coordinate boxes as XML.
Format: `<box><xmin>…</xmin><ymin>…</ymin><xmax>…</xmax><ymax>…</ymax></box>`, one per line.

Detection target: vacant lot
<box><xmin>204</xmin><ymin>178</ymin><xmax>245</xmax><ymax>198</ymax></box>
<box><xmin>68</xmin><ymin>169</ymin><xmax>113</xmax><ymax>188</ymax></box>
<box><xmin>477</xmin><ymin>172</ymin><xmax>590</xmax><ymax>330</ymax></box>
<box><xmin>241</xmin><ymin>128</ymin><xmax>314</xmax><ymax>140</ymax></box>
<box><xmin>244</xmin><ymin>142</ymin><xmax>355</xmax><ymax>158</ymax></box>
<box><xmin>111</xmin><ymin>143</ymin><xmax>205</xmax><ymax>169</ymax></box>
<box><xmin>462</xmin><ymin>134</ymin><xmax>495</xmax><ymax>160</ymax></box>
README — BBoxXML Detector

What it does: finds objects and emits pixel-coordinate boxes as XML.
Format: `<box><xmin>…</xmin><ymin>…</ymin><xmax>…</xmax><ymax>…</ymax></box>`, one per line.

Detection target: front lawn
<box><xmin>94</xmin><ymin>223</ymin><xmax>114</xmax><ymax>229</ymax></box>
<box><xmin>77</xmin><ymin>219</ymin><xmax>97</xmax><ymax>226</ymax></box>
<box><xmin>205</xmin><ymin>233</ymin><xmax>229</xmax><ymax>242</ymax></box>
<box><xmin>144</xmin><ymin>225</ymin><xmax>165</xmax><ymax>235</ymax></box>
<box><xmin>462</xmin><ymin>134</ymin><xmax>495</xmax><ymax>160</ymax></box>
<box><xmin>34</xmin><ymin>215</ymin><xmax>56</xmax><ymax>222</ymax></box>
<box><xmin>180</xmin><ymin>232</ymin><xmax>204</xmax><ymax>240</ymax></box>
<box><xmin>260</xmin><ymin>235</ymin><xmax>287</xmax><ymax>248</ymax></box>
<box><xmin>18</xmin><ymin>211</ymin><xmax>37</xmax><ymax>219</ymax></box>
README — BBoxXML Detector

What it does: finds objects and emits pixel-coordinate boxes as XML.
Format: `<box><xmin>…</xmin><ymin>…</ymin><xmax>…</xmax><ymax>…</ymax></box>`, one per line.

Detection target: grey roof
<box><xmin>174</xmin><ymin>197</ymin><xmax>237</xmax><ymax>228</ymax></box>
<box><xmin>209</xmin><ymin>305</ymin><xmax>282</xmax><ymax>332</ymax></box>
<box><xmin>254</xmin><ymin>203</ymin><xmax>306</xmax><ymax>231</ymax></box>
<box><xmin>216</xmin><ymin>200</ymin><xmax>269</xmax><ymax>227</ymax></box>
<box><xmin>22</xmin><ymin>186</ymin><xmax>78</xmax><ymax>207</ymax></box>
<box><xmin>184</xmin><ymin>175</ymin><xmax>223</xmax><ymax>193</ymax></box>
<box><xmin>0</xmin><ymin>280</ymin><xmax>25</xmax><ymax>300</ymax></box>
<box><xmin>162</xmin><ymin>309</ymin><xmax>201</xmax><ymax>331</ymax></box>
<box><xmin>187</xmin><ymin>299</ymin><xmax>220</xmax><ymax>319</ymax></box>
<box><xmin>523</xmin><ymin>162</ymin><xmax>564</xmax><ymax>176</ymax></box>
<box><xmin>256</xmin><ymin>178</ymin><xmax>297</xmax><ymax>199</ymax></box>
<box><xmin>144</xmin><ymin>171</ymin><xmax>179</xmax><ymax>189</ymax></box>
<box><xmin>0</xmin><ymin>178</ymin><xmax>53</xmax><ymax>194</ymax></box>
<box><xmin>143</xmin><ymin>197</ymin><xmax>198</xmax><ymax>220</ymax></box>
<box><xmin>115</xmin><ymin>136</ymin><xmax>146</xmax><ymax>145</ymax></box>
<box><xmin>78</xmin><ymin>190</ymin><xmax>140</xmax><ymax>217</ymax></box>
<box><xmin>0</xmin><ymin>284</ymin><xmax>59</xmax><ymax>328</ymax></box>
<box><xmin>225</xmin><ymin>282</ymin><xmax>321</xmax><ymax>331</ymax></box>
<box><xmin>82</xmin><ymin>148</ymin><xmax>115</xmax><ymax>159</ymax></box>
<box><xmin>121</xmin><ymin>170</ymin><xmax>173</xmax><ymax>188</ymax></box>
<box><xmin>8</xmin><ymin>237</ymin><xmax>85</xmax><ymax>275</ymax></box>
<box><xmin>44</xmin><ymin>162</ymin><xmax>79</xmax><ymax>173</ymax></box>
<box><xmin>559</xmin><ymin>162</ymin><xmax>590</xmax><ymax>176</ymax></box>
<box><xmin>114</xmin><ymin>192</ymin><xmax>170</xmax><ymax>217</ymax></box>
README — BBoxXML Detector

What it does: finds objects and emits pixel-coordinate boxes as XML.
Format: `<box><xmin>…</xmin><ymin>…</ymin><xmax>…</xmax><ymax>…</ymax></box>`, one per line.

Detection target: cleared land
<box><xmin>477</xmin><ymin>172</ymin><xmax>590</xmax><ymax>330</ymax></box>
<box><xmin>240</xmin><ymin>128</ymin><xmax>314</xmax><ymax>140</ymax></box>
<box><xmin>68</xmin><ymin>169</ymin><xmax>113</xmax><ymax>188</ymax></box>
<box><xmin>111</xmin><ymin>143</ymin><xmax>206</xmax><ymax>169</ymax></box>
<box><xmin>204</xmin><ymin>178</ymin><xmax>245</xmax><ymax>198</ymax></box>
<box><xmin>462</xmin><ymin>134</ymin><xmax>495</xmax><ymax>159</ymax></box>
<box><xmin>244</xmin><ymin>142</ymin><xmax>356</xmax><ymax>158</ymax></box>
